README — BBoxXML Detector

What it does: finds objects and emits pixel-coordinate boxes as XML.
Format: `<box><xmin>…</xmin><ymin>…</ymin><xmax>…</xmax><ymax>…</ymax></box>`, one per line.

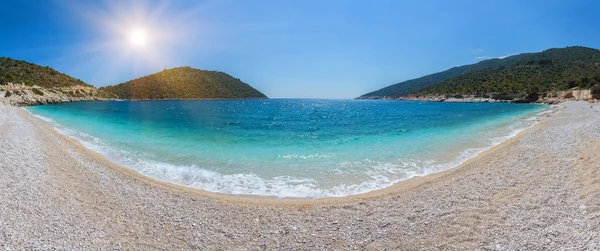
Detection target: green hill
<box><xmin>416</xmin><ymin>46</ymin><xmax>600</xmax><ymax>96</ymax></box>
<box><xmin>358</xmin><ymin>46</ymin><xmax>600</xmax><ymax>99</ymax></box>
<box><xmin>358</xmin><ymin>54</ymin><xmax>528</xmax><ymax>99</ymax></box>
<box><xmin>100</xmin><ymin>67</ymin><xmax>267</xmax><ymax>100</ymax></box>
<box><xmin>0</xmin><ymin>57</ymin><xmax>111</xmax><ymax>106</ymax></box>
<box><xmin>0</xmin><ymin>57</ymin><xmax>91</xmax><ymax>88</ymax></box>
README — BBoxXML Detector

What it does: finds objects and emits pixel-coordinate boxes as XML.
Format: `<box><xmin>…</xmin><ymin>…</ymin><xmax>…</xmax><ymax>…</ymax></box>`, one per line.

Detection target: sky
<box><xmin>1</xmin><ymin>0</ymin><xmax>599</xmax><ymax>98</ymax></box>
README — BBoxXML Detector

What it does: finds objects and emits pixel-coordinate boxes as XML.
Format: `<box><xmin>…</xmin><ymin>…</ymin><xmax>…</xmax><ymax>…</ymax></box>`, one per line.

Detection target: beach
<box><xmin>0</xmin><ymin>101</ymin><xmax>598</xmax><ymax>249</ymax></box>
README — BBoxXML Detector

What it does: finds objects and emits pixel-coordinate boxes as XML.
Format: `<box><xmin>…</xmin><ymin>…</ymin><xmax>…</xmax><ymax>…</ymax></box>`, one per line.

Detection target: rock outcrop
<box><xmin>0</xmin><ymin>83</ymin><xmax>111</xmax><ymax>106</ymax></box>
<box><xmin>399</xmin><ymin>95</ymin><xmax>500</xmax><ymax>103</ymax></box>
<box><xmin>396</xmin><ymin>89</ymin><xmax>596</xmax><ymax>104</ymax></box>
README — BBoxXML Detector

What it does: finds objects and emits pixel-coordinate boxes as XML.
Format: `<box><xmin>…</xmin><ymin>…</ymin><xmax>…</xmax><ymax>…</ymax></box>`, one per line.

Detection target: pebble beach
<box><xmin>0</xmin><ymin>101</ymin><xmax>598</xmax><ymax>250</ymax></box>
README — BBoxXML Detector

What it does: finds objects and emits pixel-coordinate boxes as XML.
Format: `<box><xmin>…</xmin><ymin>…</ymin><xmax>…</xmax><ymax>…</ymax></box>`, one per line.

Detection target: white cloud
<box><xmin>475</xmin><ymin>53</ymin><xmax>517</xmax><ymax>61</ymax></box>
<box><xmin>497</xmin><ymin>54</ymin><xmax>514</xmax><ymax>59</ymax></box>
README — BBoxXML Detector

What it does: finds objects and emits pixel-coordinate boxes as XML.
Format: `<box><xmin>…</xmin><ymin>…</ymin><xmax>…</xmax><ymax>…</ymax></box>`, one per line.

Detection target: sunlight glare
<box><xmin>128</xmin><ymin>28</ymin><xmax>149</xmax><ymax>49</ymax></box>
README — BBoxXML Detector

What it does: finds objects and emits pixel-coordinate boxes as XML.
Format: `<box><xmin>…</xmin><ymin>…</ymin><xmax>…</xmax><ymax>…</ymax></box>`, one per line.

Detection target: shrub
<box><xmin>568</xmin><ymin>80</ymin><xmax>578</xmax><ymax>88</ymax></box>
<box><xmin>32</xmin><ymin>88</ymin><xmax>44</xmax><ymax>96</ymax></box>
<box><xmin>5</xmin><ymin>91</ymin><xmax>11</xmax><ymax>97</ymax></box>
<box><xmin>524</xmin><ymin>92</ymin><xmax>539</xmax><ymax>102</ymax></box>
<box><xmin>492</xmin><ymin>93</ymin><xmax>512</xmax><ymax>100</ymax></box>
<box><xmin>580</xmin><ymin>77</ymin><xmax>592</xmax><ymax>88</ymax></box>
<box><xmin>592</xmin><ymin>85</ymin><xmax>600</xmax><ymax>99</ymax></box>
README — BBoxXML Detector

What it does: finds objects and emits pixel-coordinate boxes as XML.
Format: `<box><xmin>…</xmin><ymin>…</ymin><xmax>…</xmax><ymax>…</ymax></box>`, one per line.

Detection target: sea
<box><xmin>26</xmin><ymin>99</ymin><xmax>549</xmax><ymax>198</ymax></box>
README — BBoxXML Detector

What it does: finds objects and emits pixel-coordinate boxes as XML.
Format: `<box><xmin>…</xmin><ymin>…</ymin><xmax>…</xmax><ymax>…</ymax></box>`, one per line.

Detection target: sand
<box><xmin>0</xmin><ymin>101</ymin><xmax>598</xmax><ymax>250</ymax></box>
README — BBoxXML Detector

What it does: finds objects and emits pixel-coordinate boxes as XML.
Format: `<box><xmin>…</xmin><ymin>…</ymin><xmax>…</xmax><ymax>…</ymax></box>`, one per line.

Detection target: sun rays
<box><xmin>50</xmin><ymin>0</ymin><xmax>217</xmax><ymax>86</ymax></box>
<box><xmin>127</xmin><ymin>27</ymin><xmax>150</xmax><ymax>49</ymax></box>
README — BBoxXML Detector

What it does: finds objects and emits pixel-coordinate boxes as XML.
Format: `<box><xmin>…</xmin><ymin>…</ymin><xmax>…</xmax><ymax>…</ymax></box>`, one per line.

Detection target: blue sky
<box><xmin>1</xmin><ymin>0</ymin><xmax>599</xmax><ymax>98</ymax></box>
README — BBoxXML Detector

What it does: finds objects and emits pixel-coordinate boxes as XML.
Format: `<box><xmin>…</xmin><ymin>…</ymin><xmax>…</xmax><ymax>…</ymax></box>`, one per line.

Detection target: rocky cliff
<box><xmin>0</xmin><ymin>83</ymin><xmax>111</xmax><ymax>106</ymax></box>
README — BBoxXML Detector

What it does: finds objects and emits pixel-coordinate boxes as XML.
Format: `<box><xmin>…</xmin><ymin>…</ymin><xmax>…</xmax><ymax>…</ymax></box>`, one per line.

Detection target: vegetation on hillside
<box><xmin>358</xmin><ymin>53</ymin><xmax>530</xmax><ymax>98</ymax></box>
<box><xmin>0</xmin><ymin>57</ymin><xmax>90</xmax><ymax>88</ymax></box>
<box><xmin>592</xmin><ymin>85</ymin><xmax>600</xmax><ymax>99</ymax></box>
<box><xmin>100</xmin><ymin>67</ymin><xmax>267</xmax><ymax>100</ymax></box>
<box><xmin>359</xmin><ymin>46</ymin><xmax>600</xmax><ymax>99</ymax></box>
<box><xmin>416</xmin><ymin>46</ymin><xmax>600</xmax><ymax>96</ymax></box>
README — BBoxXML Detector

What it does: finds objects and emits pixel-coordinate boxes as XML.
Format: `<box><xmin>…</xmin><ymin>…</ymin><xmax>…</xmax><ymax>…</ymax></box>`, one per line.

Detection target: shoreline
<box><xmin>357</xmin><ymin>90</ymin><xmax>596</xmax><ymax>104</ymax></box>
<box><xmin>21</xmin><ymin>102</ymin><xmax>553</xmax><ymax>205</ymax></box>
<box><xmin>1</xmin><ymin>101</ymin><xmax>597</xmax><ymax>249</ymax></box>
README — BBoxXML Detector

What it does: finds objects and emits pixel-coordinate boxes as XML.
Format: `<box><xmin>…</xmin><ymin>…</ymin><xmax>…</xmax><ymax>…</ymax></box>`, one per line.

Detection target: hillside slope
<box><xmin>417</xmin><ymin>46</ymin><xmax>600</xmax><ymax>96</ymax></box>
<box><xmin>0</xmin><ymin>57</ymin><xmax>91</xmax><ymax>88</ymax></box>
<box><xmin>100</xmin><ymin>67</ymin><xmax>267</xmax><ymax>100</ymax></box>
<box><xmin>359</xmin><ymin>46</ymin><xmax>600</xmax><ymax>99</ymax></box>
<box><xmin>358</xmin><ymin>54</ymin><xmax>528</xmax><ymax>99</ymax></box>
<box><xmin>0</xmin><ymin>57</ymin><xmax>109</xmax><ymax>106</ymax></box>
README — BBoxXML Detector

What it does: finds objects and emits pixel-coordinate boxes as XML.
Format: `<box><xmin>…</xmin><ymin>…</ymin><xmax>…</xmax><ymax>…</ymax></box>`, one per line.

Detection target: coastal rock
<box><xmin>399</xmin><ymin>95</ymin><xmax>500</xmax><ymax>103</ymax></box>
<box><xmin>397</xmin><ymin>89</ymin><xmax>595</xmax><ymax>104</ymax></box>
<box><xmin>0</xmin><ymin>84</ymin><xmax>110</xmax><ymax>106</ymax></box>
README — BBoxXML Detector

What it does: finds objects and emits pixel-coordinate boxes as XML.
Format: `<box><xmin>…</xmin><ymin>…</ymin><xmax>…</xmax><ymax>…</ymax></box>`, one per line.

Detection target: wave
<box><xmin>27</xmin><ymin>111</ymin><xmax>55</xmax><ymax>123</ymax></box>
<box><xmin>23</xmin><ymin>105</ymin><xmax>550</xmax><ymax>198</ymax></box>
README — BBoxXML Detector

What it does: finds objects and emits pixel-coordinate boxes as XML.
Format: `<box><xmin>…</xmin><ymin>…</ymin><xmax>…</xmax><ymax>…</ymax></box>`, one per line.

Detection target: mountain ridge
<box><xmin>358</xmin><ymin>46</ymin><xmax>600</xmax><ymax>100</ymax></box>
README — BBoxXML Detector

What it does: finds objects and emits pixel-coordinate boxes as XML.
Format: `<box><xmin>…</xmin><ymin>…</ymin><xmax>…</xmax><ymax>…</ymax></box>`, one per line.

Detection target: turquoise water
<box><xmin>27</xmin><ymin>100</ymin><xmax>547</xmax><ymax>198</ymax></box>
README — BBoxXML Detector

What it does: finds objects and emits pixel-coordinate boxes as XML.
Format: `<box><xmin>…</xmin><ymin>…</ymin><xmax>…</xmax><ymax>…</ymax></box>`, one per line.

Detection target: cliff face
<box><xmin>0</xmin><ymin>83</ymin><xmax>110</xmax><ymax>106</ymax></box>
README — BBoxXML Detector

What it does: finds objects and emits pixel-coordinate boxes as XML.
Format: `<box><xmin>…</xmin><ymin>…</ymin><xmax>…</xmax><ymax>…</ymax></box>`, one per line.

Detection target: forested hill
<box><xmin>358</xmin><ymin>46</ymin><xmax>600</xmax><ymax>99</ymax></box>
<box><xmin>357</xmin><ymin>53</ymin><xmax>529</xmax><ymax>99</ymax></box>
<box><xmin>0</xmin><ymin>57</ymin><xmax>91</xmax><ymax>88</ymax></box>
<box><xmin>100</xmin><ymin>67</ymin><xmax>267</xmax><ymax>100</ymax></box>
<box><xmin>416</xmin><ymin>46</ymin><xmax>600</xmax><ymax>95</ymax></box>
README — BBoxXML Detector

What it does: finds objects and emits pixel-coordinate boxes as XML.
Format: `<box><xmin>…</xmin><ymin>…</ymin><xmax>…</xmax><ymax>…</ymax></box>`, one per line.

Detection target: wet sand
<box><xmin>0</xmin><ymin>101</ymin><xmax>598</xmax><ymax>250</ymax></box>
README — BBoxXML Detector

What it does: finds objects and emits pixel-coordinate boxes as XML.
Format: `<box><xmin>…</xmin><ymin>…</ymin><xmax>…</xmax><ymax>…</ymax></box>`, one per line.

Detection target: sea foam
<box><xmin>25</xmin><ymin>100</ymin><xmax>549</xmax><ymax>198</ymax></box>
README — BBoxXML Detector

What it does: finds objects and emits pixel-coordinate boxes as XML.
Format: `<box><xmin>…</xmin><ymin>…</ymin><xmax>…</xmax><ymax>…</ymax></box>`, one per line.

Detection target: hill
<box><xmin>357</xmin><ymin>54</ymin><xmax>528</xmax><ymax>99</ymax></box>
<box><xmin>416</xmin><ymin>46</ymin><xmax>600</xmax><ymax>96</ymax></box>
<box><xmin>0</xmin><ymin>57</ymin><xmax>109</xmax><ymax>106</ymax></box>
<box><xmin>358</xmin><ymin>46</ymin><xmax>600</xmax><ymax>99</ymax></box>
<box><xmin>100</xmin><ymin>67</ymin><xmax>267</xmax><ymax>100</ymax></box>
<box><xmin>0</xmin><ymin>57</ymin><xmax>91</xmax><ymax>88</ymax></box>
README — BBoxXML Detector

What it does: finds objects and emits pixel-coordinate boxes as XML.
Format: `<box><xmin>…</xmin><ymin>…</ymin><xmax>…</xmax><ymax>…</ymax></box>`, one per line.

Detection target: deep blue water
<box><xmin>27</xmin><ymin>99</ymin><xmax>547</xmax><ymax>197</ymax></box>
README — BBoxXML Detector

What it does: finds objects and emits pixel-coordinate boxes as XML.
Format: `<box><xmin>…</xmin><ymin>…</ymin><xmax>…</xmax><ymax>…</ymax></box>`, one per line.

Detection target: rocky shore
<box><xmin>0</xmin><ymin>83</ymin><xmax>111</xmax><ymax>106</ymax></box>
<box><xmin>363</xmin><ymin>89</ymin><xmax>597</xmax><ymax>104</ymax></box>
<box><xmin>0</xmin><ymin>101</ymin><xmax>598</xmax><ymax>249</ymax></box>
<box><xmin>399</xmin><ymin>95</ymin><xmax>501</xmax><ymax>103</ymax></box>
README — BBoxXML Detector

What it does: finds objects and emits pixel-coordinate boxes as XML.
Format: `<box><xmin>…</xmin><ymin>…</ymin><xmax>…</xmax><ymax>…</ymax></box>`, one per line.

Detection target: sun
<box><xmin>128</xmin><ymin>28</ymin><xmax>149</xmax><ymax>49</ymax></box>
